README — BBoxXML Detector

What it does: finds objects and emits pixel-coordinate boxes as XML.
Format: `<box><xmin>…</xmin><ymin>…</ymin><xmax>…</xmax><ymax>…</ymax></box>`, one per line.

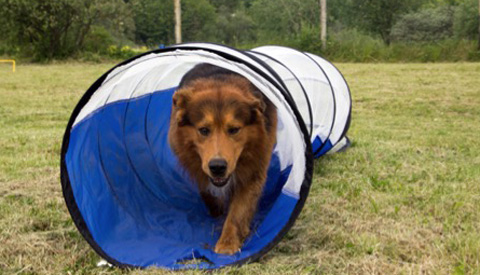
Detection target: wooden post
<box><xmin>320</xmin><ymin>0</ymin><xmax>327</xmax><ymax>50</ymax></box>
<box><xmin>478</xmin><ymin>0</ymin><xmax>480</xmax><ymax>50</ymax></box>
<box><xmin>174</xmin><ymin>0</ymin><xmax>182</xmax><ymax>44</ymax></box>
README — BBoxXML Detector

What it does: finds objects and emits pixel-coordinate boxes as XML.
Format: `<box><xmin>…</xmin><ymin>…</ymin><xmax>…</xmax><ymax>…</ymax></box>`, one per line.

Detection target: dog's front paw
<box><xmin>214</xmin><ymin>236</ymin><xmax>241</xmax><ymax>255</ymax></box>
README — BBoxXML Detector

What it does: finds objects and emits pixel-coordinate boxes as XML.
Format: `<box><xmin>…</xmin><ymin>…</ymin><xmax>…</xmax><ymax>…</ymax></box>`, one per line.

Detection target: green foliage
<box><xmin>0</xmin><ymin>0</ymin><xmax>479</xmax><ymax>62</ymax></box>
<box><xmin>213</xmin><ymin>4</ymin><xmax>256</xmax><ymax>45</ymax></box>
<box><xmin>82</xmin><ymin>26</ymin><xmax>115</xmax><ymax>54</ymax></box>
<box><xmin>294</xmin><ymin>26</ymin><xmax>323</xmax><ymax>54</ymax></box>
<box><xmin>182</xmin><ymin>0</ymin><xmax>216</xmax><ymax>42</ymax></box>
<box><xmin>453</xmin><ymin>0</ymin><xmax>479</xmax><ymax>39</ymax></box>
<box><xmin>130</xmin><ymin>0</ymin><xmax>221</xmax><ymax>46</ymax></box>
<box><xmin>0</xmin><ymin>0</ymin><xmax>133</xmax><ymax>61</ymax></box>
<box><xmin>391</xmin><ymin>6</ymin><xmax>454</xmax><ymax>42</ymax></box>
<box><xmin>346</xmin><ymin>0</ymin><xmax>426</xmax><ymax>44</ymax></box>
<box><xmin>209</xmin><ymin>0</ymin><xmax>246</xmax><ymax>12</ymax></box>
<box><xmin>324</xmin><ymin>29</ymin><xmax>385</xmax><ymax>62</ymax></box>
<box><xmin>106</xmin><ymin>45</ymin><xmax>137</xmax><ymax>59</ymax></box>
<box><xmin>322</xmin><ymin>29</ymin><xmax>480</xmax><ymax>62</ymax></box>
<box><xmin>250</xmin><ymin>0</ymin><xmax>319</xmax><ymax>42</ymax></box>
<box><xmin>131</xmin><ymin>0</ymin><xmax>174</xmax><ymax>46</ymax></box>
<box><xmin>95</xmin><ymin>1</ymin><xmax>136</xmax><ymax>45</ymax></box>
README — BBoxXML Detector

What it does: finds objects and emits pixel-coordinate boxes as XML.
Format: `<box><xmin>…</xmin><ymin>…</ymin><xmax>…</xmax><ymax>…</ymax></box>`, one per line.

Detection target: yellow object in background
<box><xmin>0</xmin><ymin>59</ymin><xmax>15</xmax><ymax>72</ymax></box>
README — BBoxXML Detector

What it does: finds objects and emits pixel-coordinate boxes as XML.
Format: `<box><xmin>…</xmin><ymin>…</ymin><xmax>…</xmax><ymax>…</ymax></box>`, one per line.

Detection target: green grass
<box><xmin>1</xmin><ymin>62</ymin><xmax>479</xmax><ymax>274</ymax></box>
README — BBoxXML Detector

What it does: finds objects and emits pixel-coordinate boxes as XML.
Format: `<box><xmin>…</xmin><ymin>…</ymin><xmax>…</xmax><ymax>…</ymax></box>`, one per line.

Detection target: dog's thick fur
<box><xmin>168</xmin><ymin>63</ymin><xmax>277</xmax><ymax>254</ymax></box>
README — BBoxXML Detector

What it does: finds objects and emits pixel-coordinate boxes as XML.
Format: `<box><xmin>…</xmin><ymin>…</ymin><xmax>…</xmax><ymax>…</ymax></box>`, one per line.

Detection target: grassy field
<box><xmin>0</xmin><ymin>62</ymin><xmax>479</xmax><ymax>274</ymax></box>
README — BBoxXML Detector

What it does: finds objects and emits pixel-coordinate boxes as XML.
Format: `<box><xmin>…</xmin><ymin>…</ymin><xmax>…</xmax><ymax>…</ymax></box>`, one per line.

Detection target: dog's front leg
<box><xmin>214</xmin><ymin>179</ymin><xmax>264</xmax><ymax>255</ymax></box>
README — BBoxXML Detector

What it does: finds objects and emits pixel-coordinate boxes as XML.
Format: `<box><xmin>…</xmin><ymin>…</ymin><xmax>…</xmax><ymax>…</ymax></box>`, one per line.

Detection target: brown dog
<box><xmin>168</xmin><ymin>63</ymin><xmax>277</xmax><ymax>254</ymax></box>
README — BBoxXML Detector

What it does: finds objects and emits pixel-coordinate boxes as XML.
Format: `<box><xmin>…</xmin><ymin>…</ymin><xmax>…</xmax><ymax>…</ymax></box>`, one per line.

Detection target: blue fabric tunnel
<box><xmin>60</xmin><ymin>43</ymin><xmax>351</xmax><ymax>269</ymax></box>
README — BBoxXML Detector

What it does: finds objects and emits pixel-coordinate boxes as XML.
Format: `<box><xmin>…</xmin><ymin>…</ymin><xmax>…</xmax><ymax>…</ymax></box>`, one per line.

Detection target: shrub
<box><xmin>391</xmin><ymin>6</ymin><xmax>454</xmax><ymax>42</ymax></box>
<box><xmin>303</xmin><ymin>28</ymin><xmax>479</xmax><ymax>63</ymax></box>
<box><xmin>83</xmin><ymin>26</ymin><xmax>115</xmax><ymax>55</ymax></box>
<box><xmin>291</xmin><ymin>26</ymin><xmax>323</xmax><ymax>54</ymax></box>
<box><xmin>324</xmin><ymin>29</ymin><xmax>385</xmax><ymax>62</ymax></box>
<box><xmin>106</xmin><ymin>45</ymin><xmax>139</xmax><ymax>60</ymax></box>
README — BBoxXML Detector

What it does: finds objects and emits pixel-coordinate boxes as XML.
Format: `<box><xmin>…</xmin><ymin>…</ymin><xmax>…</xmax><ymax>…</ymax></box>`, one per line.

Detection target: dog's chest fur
<box><xmin>206</xmin><ymin>176</ymin><xmax>235</xmax><ymax>201</ymax></box>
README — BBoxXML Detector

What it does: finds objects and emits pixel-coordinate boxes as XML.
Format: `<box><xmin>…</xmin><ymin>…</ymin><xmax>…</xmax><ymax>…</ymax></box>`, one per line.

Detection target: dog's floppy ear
<box><xmin>172</xmin><ymin>88</ymin><xmax>192</xmax><ymax>109</ymax></box>
<box><xmin>249</xmin><ymin>89</ymin><xmax>267</xmax><ymax>125</ymax></box>
<box><xmin>250</xmin><ymin>88</ymin><xmax>267</xmax><ymax>114</ymax></box>
<box><xmin>172</xmin><ymin>88</ymin><xmax>192</xmax><ymax>126</ymax></box>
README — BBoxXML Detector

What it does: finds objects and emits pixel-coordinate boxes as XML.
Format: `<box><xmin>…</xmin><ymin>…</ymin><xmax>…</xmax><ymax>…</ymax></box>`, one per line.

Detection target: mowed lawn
<box><xmin>0</xmin><ymin>62</ymin><xmax>479</xmax><ymax>274</ymax></box>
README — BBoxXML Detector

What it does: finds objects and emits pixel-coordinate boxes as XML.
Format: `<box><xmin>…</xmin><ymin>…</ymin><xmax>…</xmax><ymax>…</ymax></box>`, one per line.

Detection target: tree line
<box><xmin>0</xmin><ymin>0</ymin><xmax>479</xmax><ymax>61</ymax></box>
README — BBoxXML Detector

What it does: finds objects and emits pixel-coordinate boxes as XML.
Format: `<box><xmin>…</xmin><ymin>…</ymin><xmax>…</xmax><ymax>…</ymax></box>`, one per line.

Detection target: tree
<box><xmin>250</xmin><ymin>0</ymin><xmax>320</xmax><ymax>41</ymax></box>
<box><xmin>131</xmin><ymin>0</ymin><xmax>174</xmax><ymax>46</ymax></box>
<box><xmin>391</xmin><ymin>6</ymin><xmax>454</xmax><ymax>42</ymax></box>
<box><xmin>347</xmin><ymin>0</ymin><xmax>425</xmax><ymax>45</ymax></box>
<box><xmin>0</xmin><ymin>0</ymin><xmax>133</xmax><ymax>60</ymax></box>
<box><xmin>453</xmin><ymin>0</ymin><xmax>479</xmax><ymax>40</ymax></box>
<box><xmin>212</xmin><ymin>4</ymin><xmax>256</xmax><ymax>45</ymax></box>
<box><xmin>132</xmin><ymin>0</ymin><xmax>217</xmax><ymax>46</ymax></box>
<box><xmin>209</xmin><ymin>0</ymin><xmax>245</xmax><ymax>12</ymax></box>
<box><xmin>181</xmin><ymin>0</ymin><xmax>216</xmax><ymax>42</ymax></box>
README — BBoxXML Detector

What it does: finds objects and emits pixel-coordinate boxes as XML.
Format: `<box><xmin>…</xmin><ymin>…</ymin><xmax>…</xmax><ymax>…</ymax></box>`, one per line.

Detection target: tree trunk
<box><xmin>320</xmin><ymin>0</ymin><xmax>327</xmax><ymax>50</ymax></box>
<box><xmin>174</xmin><ymin>0</ymin><xmax>182</xmax><ymax>44</ymax></box>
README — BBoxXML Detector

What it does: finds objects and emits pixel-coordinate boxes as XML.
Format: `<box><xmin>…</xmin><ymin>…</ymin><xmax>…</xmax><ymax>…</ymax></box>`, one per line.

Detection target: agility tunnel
<box><xmin>60</xmin><ymin>43</ymin><xmax>351</xmax><ymax>269</ymax></box>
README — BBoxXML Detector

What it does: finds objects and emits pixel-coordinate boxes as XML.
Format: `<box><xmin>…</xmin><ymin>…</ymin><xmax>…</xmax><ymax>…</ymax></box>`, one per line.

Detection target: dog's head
<box><xmin>171</xmin><ymin>76</ymin><xmax>267</xmax><ymax>187</ymax></box>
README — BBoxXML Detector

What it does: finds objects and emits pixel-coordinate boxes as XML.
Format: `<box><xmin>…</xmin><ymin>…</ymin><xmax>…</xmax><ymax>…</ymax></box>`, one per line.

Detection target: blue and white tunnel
<box><xmin>60</xmin><ymin>43</ymin><xmax>351</xmax><ymax>269</ymax></box>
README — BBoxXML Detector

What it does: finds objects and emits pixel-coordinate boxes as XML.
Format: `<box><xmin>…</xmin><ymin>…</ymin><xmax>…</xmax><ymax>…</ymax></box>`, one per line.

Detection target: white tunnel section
<box><xmin>305</xmin><ymin>53</ymin><xmax>351</xmax><ymax>147</ymax></box>
<box><xmin>251</xmin><ymin>46</ymin><xmax>351</xmax><ymax>149</ymax></box>
<box><xmin>73</xmin><ymin>49</ymin><xmax>307</xmax><ymax>198</ymax></box>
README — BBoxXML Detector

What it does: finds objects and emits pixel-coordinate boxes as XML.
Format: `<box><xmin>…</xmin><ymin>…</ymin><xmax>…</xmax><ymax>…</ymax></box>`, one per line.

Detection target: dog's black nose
<box><xmin>209</xmin><ymin>158</ymin><xmax>227</xmax><ymax>176</ymax></box>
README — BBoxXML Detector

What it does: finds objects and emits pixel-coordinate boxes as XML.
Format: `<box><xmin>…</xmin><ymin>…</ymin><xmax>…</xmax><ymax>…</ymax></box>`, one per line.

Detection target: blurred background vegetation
<box><xmin>0</xmin><ymin>0</ymin><xmax>479</xmax><ymax>62</ymax></box>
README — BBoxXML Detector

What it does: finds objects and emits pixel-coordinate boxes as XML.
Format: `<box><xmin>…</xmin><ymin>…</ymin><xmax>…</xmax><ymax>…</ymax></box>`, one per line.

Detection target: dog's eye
<box><xmin>198</xmin><ymin>127</ymin><xmax>210</xmax><ymax>136</ymax></box>
<box><xmin>227</xmin><ymin>127</ymin><xmax>241</xmax><ymax>135</ymax></box>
